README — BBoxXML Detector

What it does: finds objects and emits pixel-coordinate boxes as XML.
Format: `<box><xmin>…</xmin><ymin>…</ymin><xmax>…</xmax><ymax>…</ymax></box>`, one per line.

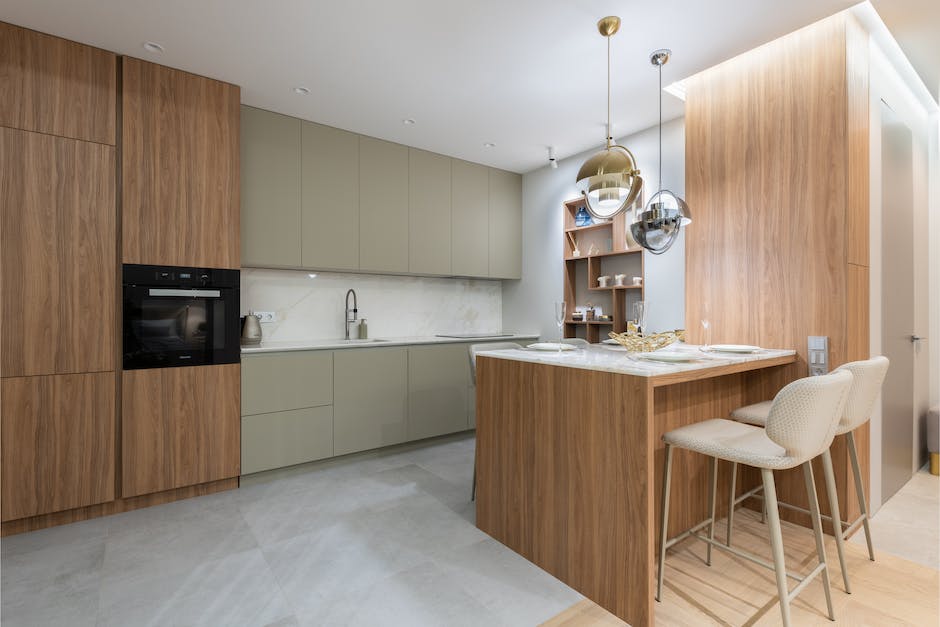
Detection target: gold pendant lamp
<box><xmin>576</xmin><ymin>16</ymin><xmax>643</xmax><ymax>220</ymax></box>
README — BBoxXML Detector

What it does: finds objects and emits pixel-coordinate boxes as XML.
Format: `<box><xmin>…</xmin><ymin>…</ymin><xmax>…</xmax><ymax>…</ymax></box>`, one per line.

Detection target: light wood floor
<box><xmin>542</xmin><ymin>509</ymin><xmax>939</xmax><ymax>626</ymax></box>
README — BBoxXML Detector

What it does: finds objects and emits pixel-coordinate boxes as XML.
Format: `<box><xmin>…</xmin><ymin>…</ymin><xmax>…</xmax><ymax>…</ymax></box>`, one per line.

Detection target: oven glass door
<box><xmin>123</xmin><ymin>286</ymin><xmax>239</xmax><ymax>369</ymax></box>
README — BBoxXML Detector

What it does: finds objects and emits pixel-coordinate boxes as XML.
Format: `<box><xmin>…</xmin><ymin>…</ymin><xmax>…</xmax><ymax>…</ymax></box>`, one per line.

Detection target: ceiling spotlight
<box><xmin>548</xmin><ymin>146</ymin><xmax>558</xmax><ymax>169</ymax></box>
<box><xmin>483</xmin><ymin>142</ymin><xmax>496</xmax><ymax>148</ymax></box>
<box><xmin>402</xmin><ymin>118</ymin><xmax>416</xmax><ymax>125</ymax></box>
<box><xmin>307</xmin><ymin>273</ymin><xmax>318</xmax><ymax>279</ymax></box>
<box><xmin>293</xmin><ymin>86</ymin><xmax>311</xmax><ymax>96</ymax></box>
<box><xmin>142</xmin><ymin>41</ymin><xmax>165</xmax><ymax>54</ymax></box>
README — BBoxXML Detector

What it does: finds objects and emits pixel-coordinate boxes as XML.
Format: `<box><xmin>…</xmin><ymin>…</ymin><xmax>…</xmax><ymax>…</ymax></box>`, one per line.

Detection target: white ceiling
<box><xmin>871</xmin><ymin>0</ymin><xmax>940</xmax><ymax>103</ymax></box>
<box><xmin>0</xmin><ymin>0</ymin><xmax>884</xmax><ymax>172</ymax></box>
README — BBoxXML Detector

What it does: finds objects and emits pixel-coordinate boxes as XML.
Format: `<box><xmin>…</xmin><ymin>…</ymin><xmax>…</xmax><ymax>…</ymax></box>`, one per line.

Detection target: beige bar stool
<box><xmin>468</xmin><ymin>342</ymin><xmax>522</xmax><ymax>501</ymax></box>
<box><xmin>726</xmin><ymin>356</ymin><xmax>889</xmax><ymax>592</ymax></box>
<box><xmin>657</xmin><ymin>370</ymin><xmax>853</xmax><ymax>626</ymax></box>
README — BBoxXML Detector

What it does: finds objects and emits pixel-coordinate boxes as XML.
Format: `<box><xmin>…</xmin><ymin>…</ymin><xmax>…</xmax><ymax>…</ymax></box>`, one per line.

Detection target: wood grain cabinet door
<box><xmin>122</xmin><ymin>364</ymin><xmax>240</xmax><ymax>498</ymax></box>
<box><xmin>1</xmin><ymin>373</ymin><xmax>116</xmax><ymax>521</ymax></box>
<box><xmin>0</xmin><ymin>22</ymin><xmax>116</xmax><ymax>145</ymax></box>
<box><xmin>122</xmin><ymin>58</ymin><xmax>240</xmax><ymax>268</ymax></box>
<box><xmin>0</xmin><ymin>127</ymin><xmax>116</xmax><ymax>377</ymax></box>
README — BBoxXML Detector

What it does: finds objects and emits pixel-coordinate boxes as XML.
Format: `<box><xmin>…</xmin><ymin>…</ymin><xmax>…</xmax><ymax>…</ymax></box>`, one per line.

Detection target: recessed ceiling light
<box><xmin>483</xmin><ymin>142</ymin><xmax>496</xmax><ymax>148</ymax></box>
<box><xmin>142</xmin><ymin>41</ymin><xmax>165</xmax><ymax>54</ymax></box>
<box><xmin>293</xmin><ymin>86</ymin><xmax>311</xmax><ymax>96</ymax></box>
<box><xmin>307</xmin><ymin>273</ymin><xmax>318</xmax><ymax>279</ymax></box>
<box><xmin>402</xmin><ymin>118</ymin><xmax>416</xmax><ymax>125</ymax></box>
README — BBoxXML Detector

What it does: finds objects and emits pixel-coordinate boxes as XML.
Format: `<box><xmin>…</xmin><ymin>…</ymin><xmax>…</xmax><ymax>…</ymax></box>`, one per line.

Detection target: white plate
<box><xmin>527</xmin><ymin>342</ymin><xmax>577</xmax><ymax>352</ymax></box>
<box><xmin>602</xmin><ymin>338</ymin><xmax>620</xmax><ymax>345</ymax></box>
<box><xmin>602</xmin><ymin>344</ymin><xmax>630</xmax><ymax>352</ymax></box>
<box><xmin>636</xmin><ymin>352</ymin><xmax>698</xmax><ymax>363</ymax></box>
<box><xmin>707</xmin><ymin>344</ymin><xmax>762</xmax><ymax>353</ymax></box>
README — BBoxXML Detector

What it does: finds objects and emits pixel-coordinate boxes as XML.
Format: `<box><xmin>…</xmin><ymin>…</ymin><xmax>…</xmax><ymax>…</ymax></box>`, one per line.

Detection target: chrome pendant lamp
<box><xmin>630</xmin><ymin>49</ymin><xmax>691</xmax><ymax>255</ymax></box>
<box><xmin>576</xmin><ymin>16</ymin><xmax>643</xmax><ymax>220</ymax></box>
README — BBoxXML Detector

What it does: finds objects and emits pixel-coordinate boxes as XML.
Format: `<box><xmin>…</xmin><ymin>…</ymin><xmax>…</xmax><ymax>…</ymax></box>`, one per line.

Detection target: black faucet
<box><xmin>345</xmin><ymin>289</ymin><xmax>358</xmax><ymax>340</ymax></box>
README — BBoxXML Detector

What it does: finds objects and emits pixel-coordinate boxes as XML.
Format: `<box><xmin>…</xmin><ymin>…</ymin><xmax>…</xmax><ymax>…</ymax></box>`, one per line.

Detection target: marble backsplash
<box><xmin>241</xmin><ymin>268</ymin><xmax>503</xmax><ymax>341</ymax></box>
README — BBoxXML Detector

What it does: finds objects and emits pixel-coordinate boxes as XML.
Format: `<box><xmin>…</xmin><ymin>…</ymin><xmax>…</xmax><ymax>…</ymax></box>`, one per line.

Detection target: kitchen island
<box><xmin>473</xmin><ymin>344</ymin><xmax>796</xmax><ymax>627</ymax></box>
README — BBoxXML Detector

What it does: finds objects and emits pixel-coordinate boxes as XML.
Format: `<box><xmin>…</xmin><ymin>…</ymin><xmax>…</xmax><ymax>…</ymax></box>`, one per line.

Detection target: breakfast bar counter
<box><xmin>473</xmin><ymin>344</ymin><xmax>796</xmax><ymax>626</ymax></box>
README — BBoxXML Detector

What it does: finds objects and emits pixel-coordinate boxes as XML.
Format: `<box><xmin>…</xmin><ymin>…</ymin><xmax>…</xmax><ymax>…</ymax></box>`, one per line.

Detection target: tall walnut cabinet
<box><xmin>1</xmin><ymin>23</ymin><xmax>117</xmax><ymax>523</ymax></box>
<box><xmin>1</xmin><ymin>23</ymin><xmax>241</xmax><ymax>533</ymax></box>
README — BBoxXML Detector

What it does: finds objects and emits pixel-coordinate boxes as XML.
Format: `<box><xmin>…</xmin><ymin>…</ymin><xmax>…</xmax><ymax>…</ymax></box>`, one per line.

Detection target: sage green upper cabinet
<box><xmin>408</xmin><ymin>149</ymin><xmax>451</xmax><ymax>275</ymax></box>
<box><xmin>333</xmin><ymin>347</ymin><xmax>408</xmax><ymax>456</ymax></box>
<box><xmin>359</xmin><ymin>137</ymin><xmax>409</xmax><ymax>273</ymax></box>
<box><xmin>488</xmin><ymin>168</ymin><xmax>522</xmax><ymax>279</ymax></box>
<box><xmin>302</xmin><ymin>122</ymin><xmax>359</xmax><ymax>271</ymax></box>
<box><xmin>451</xmin><ymin>160</ymin><xmax>489</xmax><ymax>277</ymax></box>
<box><xmin>240</xmin><ymin>106</ymin><xmax>302</xmax><ymax>267</ymax></box>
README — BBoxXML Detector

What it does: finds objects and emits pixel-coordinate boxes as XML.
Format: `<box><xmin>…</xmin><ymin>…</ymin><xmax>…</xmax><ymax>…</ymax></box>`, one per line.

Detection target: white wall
<box><xmin>867</xmin><ymin>39</ymin><xmax>937</xmax><ymax>509</ymax></box>
<box><xmin>242</xmin><ymin>269</ymin><xmax>502</xmax><ymax>341</ymax></box>
<box><xmin>503</xmin><ymin>118</ymin><xmax>686</xmax><ymax>339</ymax></box>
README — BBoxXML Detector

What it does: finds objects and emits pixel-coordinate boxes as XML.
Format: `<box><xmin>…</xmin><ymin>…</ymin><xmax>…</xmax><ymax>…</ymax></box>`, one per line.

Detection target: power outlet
<box><xmin>253</xmin><ymin>311</ymin><xmax>277</xmax><ymax>323</ymax></box>
<box><xmin>807</xmin><ymin>335</ymin><xmax>828</xmax><ymax>376</ymax></box>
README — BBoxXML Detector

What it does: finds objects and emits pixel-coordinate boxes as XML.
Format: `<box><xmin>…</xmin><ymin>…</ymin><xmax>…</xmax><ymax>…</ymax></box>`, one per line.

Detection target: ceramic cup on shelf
<box><xmin>632</xmin><ymin>276</ymin><xmax>643</xmax><ymax>287</ymax></box>
<box><xmin>614</xmin><ymin>273</ymin><xmax>626</xmax><ymax>287</ymax></box>
<box><xmin>597</xmin><ymin>275</ymin><xmax>611</xmax><ymax>288</ymax></box>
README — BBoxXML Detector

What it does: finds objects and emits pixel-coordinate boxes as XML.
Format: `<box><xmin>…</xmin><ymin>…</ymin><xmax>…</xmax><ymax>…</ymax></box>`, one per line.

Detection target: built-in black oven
<box><xmin>123</xmin><ymin>264</ymin><xmax>240</xmax><ymax>370</ymax></box>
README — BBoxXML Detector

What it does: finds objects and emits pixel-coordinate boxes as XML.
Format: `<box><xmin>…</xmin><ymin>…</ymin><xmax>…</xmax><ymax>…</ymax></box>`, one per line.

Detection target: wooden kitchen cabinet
<box><xmin>122</xmin><ymin>58</ymin><xmax>240</xmax><ymax>268</ymax></box>
<box><xmin>241</xmin><ymin>351</ymin><xmax>333</xmax><ymax>416</ymax></box>
<box><xmin>451</xmin><ymin>160</ymin><xmax>490</xmax><ymax>277</ymax></box>
<box><xmin>1</xmin><ymin>373</ymin><xmax>115</xmax><ymax>521</ymax></box>
<box><xmin>302</xmin><ymin>121</ymin><xmax>360</xmax><ymax>271</ymax></box>
<box><xmin>122</xmin><ymin>364</ymin><xmax>240</xmax><ymax>498</ymax></box>
<box><xmin>359</xmin><ymin>137</ymin><xmax>409</xmax><ymax>273</ymax></box>
<box><xmin>0</xmin><ymin>128</ymin><xmax>115</xmax><ymax>378</ymax></box>
<box><xmin>409</xmin><ymin>149</ymin><xmax>452</xmax><ymax>275</ymax></box>
<box><xmin>241</xmin><ymin>406</ymin><xmax>333</xmax><ymax>474</ymax></box>
<box><xmin>333</xmin><ymin>347</ymin><xmax>408</xmax><ymax>455</ymax></box>
<box><xmin>240</xmin><ymin>106</ymin><xmax>302</xmax><ymax>268</ymax></box>
<box><xmin>488</xmin><ymin>168</ymin><xmax>523</xmax><ymax>279</ymax></box>
<box><xmin>407</xmin><ymin>344</ymin><xmax>469</xmax><ymax>440</ymax></box>
<box><xmin>0</xmin><ymin>22</ymin><xmax>116</xmax><ymax>145</ymax></box>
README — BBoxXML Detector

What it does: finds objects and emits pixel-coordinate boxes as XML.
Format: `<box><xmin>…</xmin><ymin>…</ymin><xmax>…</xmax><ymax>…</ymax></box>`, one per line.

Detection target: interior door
<box><xmin>880</xmin><ymin>101</ymin><xmax>915</xmax><ymax>501</ymax></box>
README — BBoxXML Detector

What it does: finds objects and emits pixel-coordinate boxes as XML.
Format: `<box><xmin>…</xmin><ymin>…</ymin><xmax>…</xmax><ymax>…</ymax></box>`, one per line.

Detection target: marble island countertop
<box><xmin>475</xmin><ymin>343</ymin><xmax>796</xmax><ymax>380</ymax></box>
<box><xmin>241</xmin><ymin>333</ymin><xmax>539</xmax><ymax>354</ymax></box>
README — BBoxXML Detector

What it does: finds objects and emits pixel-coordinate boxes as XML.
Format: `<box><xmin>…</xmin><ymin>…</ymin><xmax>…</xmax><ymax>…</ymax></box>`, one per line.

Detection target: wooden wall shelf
<box><xmin>562</xmin><ymin>198</ymin><xmax>645</xmax><ymax>343</ymax></box>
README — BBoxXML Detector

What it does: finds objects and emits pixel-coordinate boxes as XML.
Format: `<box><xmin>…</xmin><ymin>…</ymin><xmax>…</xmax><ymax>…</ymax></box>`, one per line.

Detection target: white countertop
<box><xmin>474</xmin><ymin>343</ymin><xmax>796</xmax><ymax>378</ymax></box>
<box><xmin>241</xmin><ymin>333</ymin><xmax>539</xmax><ymax>354</ymax></box>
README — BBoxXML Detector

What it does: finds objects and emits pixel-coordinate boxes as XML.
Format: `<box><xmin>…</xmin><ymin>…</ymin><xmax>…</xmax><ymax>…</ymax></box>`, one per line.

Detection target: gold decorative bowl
<box><xmin>608</xmin><ymin>329</ymin><xmax>685</xmax><ymax>353</ymax></box>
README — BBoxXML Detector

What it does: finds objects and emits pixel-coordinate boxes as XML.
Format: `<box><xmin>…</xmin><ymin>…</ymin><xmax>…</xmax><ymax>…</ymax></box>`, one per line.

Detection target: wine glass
<box><xmin>554</xmin><ymin>301</ymin><xmax>567</xmax><ymax>353</ymax></box>
<box><xmin>700</xmin><ymin>319</ymin><xmax>711</xmax><ymax>352</ymax></box>
<box><xmin>633</xmin><ymin>301</ymin><xmax>647</xmax><ymax>336</ymax></box>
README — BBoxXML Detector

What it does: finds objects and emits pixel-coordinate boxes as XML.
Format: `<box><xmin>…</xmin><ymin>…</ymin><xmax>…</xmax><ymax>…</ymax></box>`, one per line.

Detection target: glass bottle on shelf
<box><xmin>575</xmin><ymin>206</ymin><xmax>593</xmax><ymax>227</ymax></box>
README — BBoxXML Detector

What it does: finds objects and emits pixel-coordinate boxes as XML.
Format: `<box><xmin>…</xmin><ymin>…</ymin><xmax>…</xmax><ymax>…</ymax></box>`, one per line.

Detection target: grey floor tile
<box><xmin>98</xmin><ymin>547</ymin><xmax>293</xmax><ymax>627</ymax></box>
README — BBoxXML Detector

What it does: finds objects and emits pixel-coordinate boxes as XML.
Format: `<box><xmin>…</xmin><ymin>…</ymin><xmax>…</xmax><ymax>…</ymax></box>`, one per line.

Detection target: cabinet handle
<box><xmin>149</xmin><ymin>288</ymin><xmax>221</xmax><ymax>298</ymax></box>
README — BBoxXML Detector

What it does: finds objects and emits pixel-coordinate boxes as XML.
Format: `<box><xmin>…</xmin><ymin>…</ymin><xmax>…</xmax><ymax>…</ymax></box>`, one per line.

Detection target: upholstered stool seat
<box><xmin>730</xmin><ymin>400</ymin><xmax>772</xmax><ymax>426</ymax></box>
<box><xmin>662</xmin><ymin>419</ymin><xmax>791</xmax><ymax>468</ymax></box>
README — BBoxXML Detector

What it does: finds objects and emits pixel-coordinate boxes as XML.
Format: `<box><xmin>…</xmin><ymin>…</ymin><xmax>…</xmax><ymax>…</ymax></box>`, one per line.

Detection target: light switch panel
<box><xmin>808</xmin><ymin>335</ymin><xmax>828</xmax><ymax>376</ymax></box>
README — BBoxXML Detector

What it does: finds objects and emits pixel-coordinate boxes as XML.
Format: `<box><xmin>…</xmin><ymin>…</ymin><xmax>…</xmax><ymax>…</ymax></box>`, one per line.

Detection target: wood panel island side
<box><xmin>474</xmin><ymin>345</ymin><xmax>796</xmax><ymax>627</ymax></box>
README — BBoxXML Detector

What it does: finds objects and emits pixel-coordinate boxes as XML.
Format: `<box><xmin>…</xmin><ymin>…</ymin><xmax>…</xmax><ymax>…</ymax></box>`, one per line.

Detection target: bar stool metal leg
<box><xmin>761</xmin><ymin>467</ymin><xmax>792</xmax><ymax>626</ymax></box>
<box><xmin>820</xmin><ymin>449</ymin><xmax>851</xmax><ymax>593</ymax></box>
<box><xmin>471</xmin><ymin>463</ymin><xmax>476</xmax><ymax>501</ymax></box>
<box><xmin>727</xmin><ymin>461</ymin><xmax>737</xmax><ymax>546</ymax></box>
<box><xmin>802</xmin><ymin>461</ymin><xmax>835</xmax><ymax>621</ymax></box>
<box><xmin>847</xmin><ymin>431</ymin><xmax>875</xmax><ymax>561</ymax></box>
<box><xmin>656</xmin><ymin>443</ymin><xmax>674</xmax><ymax>602</ymax></box>
<box><xmin>707</xmin><ymin>456</ymin><xmax>718</xmax><ymax>565</ymax></box>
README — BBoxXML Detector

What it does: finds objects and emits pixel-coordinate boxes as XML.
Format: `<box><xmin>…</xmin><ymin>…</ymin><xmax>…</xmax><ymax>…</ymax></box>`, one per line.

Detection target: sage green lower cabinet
<box><xmin>241</xmin><ymin>351</ymin><xmax>332</xmax><ymax>416</ymax></box>
<box><xmin>407</xmin><ymin>344</ymin><xmax>469</xmax><ymax>440</ymax></box>
<box><xmin>241</xmin><ymin>406</ymin><xmax>333</xmax><ymax>474</ymax></box>
<box><xmin>333</xmin><ymin>347</ymin><xmax>408</xmax><ymax>456</ymax></box>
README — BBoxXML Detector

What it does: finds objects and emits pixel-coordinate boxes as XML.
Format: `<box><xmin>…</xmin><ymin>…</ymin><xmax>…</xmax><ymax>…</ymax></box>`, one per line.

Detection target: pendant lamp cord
<box><xmin>607</xmin><ymin>34</ymin><xmax>612</xmax><ymax>147</ymax></box>
<box><xmin>658</xmin><ymin>59</ymin><xmax>662</xmax><ymax>191</ymax></box>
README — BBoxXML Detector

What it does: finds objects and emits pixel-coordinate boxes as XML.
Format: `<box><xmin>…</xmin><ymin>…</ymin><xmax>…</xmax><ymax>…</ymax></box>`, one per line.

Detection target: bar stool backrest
<box><xmin>833</xmin><ymin>356</ymin><xmax>890</xmax><ymax>432</ymax></box>
<box><xmin>765</xmin><ymin>370</ymin><xmax>854</xmax><ymax>462</ymax></box>
<box><xmin>468</xmin><ymin>342</ymin><xmax>523</xmax><ymax>385</ymax></box>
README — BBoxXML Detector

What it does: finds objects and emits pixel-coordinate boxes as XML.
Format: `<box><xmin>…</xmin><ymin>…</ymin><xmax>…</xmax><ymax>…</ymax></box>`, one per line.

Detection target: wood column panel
<box><xmin>0</xmin><ymin>127</ymin><xmax>116</xmax><ymax>377</ymax></box>
<box><xmin>122</xmin><ymin>364</ymin><xmax>240</xmax><ymax>498</ymax></box>
<box><xmin>122</xmin><ymin>58</ymin><xmax>240</xmax><ymax>268</ymax></box>
<box><xmin>0</xmin><ymin>22</ymin><xmax>116</xmax><ymax>145</ymax></box>
<box><xmin>1</xmin><ymin>373</ymin><xmax>115</xmax><ymax>521</ymax></box>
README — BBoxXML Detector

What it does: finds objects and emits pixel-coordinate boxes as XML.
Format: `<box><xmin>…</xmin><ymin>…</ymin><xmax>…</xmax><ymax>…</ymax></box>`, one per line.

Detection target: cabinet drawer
<box><xmin>241</xmin><ymin>406</ymin><xmax>333</xmax><ymax>474</ymax></box>
<box><xmin>241</xmin><ymin>351</ymin><xmax>333</xmax><ymax>416</ymax></box>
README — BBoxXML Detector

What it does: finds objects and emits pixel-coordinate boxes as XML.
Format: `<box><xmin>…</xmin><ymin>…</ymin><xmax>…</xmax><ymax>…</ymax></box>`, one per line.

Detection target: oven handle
<box><xmin>148</xmin><ymin>288</ymin><xmax>222</xmax><ymax>298</ymax></box>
